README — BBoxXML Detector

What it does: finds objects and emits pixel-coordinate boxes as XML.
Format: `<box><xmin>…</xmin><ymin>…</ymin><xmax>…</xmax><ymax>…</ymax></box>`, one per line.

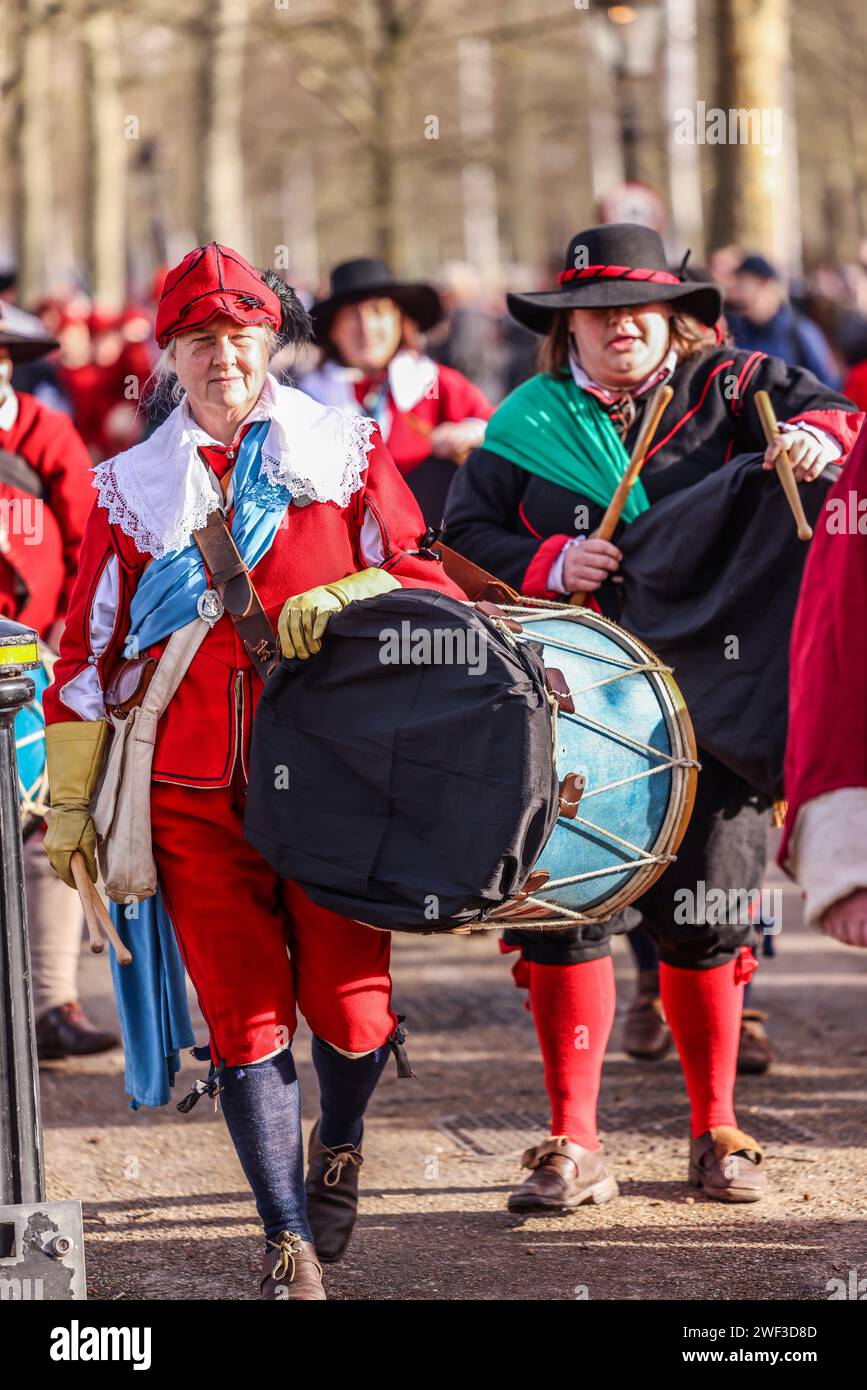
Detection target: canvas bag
<box><xmin>92</xmin><ymin>618</ymin><xmax>209</xmax><ymax>902</ymax></box>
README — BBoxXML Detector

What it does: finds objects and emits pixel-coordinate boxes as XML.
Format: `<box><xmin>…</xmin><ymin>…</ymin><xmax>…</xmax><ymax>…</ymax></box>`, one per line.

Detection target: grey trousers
<box><xmin>24</xmin><ymin>828</ymin><xmax>85</xmax><ymax>1018</ymax></box>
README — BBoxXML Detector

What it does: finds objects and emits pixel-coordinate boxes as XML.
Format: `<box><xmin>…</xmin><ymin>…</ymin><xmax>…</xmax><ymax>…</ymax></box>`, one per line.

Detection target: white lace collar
<box><xmin>92</xmin><ymin>374</ymin><xmax>375</xmax><ymax>558</ymax></box>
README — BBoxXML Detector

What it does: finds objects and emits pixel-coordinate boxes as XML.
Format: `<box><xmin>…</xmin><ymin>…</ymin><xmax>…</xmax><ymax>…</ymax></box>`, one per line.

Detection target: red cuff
<box><xmin>521</xmin><ymin>534</ymin><xmax>573</xmax><ymax>599</ymax></box>
<box><xmin>786</xmin><ymin>408</ymin><xmax>864</xmax><ymax>457</ymax></box>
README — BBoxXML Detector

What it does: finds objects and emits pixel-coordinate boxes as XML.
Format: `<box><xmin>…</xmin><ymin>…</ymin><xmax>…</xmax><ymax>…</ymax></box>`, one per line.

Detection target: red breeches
<box><xmin>150</xmin><ymin>781</ymin><xmax>397</xmax><ymax>1066</ymax></box>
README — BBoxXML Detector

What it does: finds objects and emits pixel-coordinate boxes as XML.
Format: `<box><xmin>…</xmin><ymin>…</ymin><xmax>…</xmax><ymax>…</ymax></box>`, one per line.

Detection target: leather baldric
<box><xmin>192</xmin><ymin>508</ymin><xmax>280</xmax><ymax>680</ymax></box>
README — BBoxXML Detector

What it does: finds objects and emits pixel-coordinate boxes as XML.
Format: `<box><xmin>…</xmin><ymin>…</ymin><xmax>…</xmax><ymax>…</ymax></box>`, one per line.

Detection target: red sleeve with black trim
<box><xmin>724</xmin><ymin>352</ymin><xmax>863</xmax><ymax>458</ymax></box>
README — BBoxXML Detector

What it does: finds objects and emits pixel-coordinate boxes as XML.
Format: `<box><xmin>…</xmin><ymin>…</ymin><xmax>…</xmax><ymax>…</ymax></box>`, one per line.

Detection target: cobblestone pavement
<box><xmin>42</xmin><ymin>834</ymin><xmax>867</xmax><ymax>1301</ymax></box>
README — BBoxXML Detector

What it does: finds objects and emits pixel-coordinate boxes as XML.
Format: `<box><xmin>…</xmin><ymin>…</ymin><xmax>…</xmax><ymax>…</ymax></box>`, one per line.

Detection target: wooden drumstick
<box><xmin>570</xmin><ymin>383</ymin><xmax>674</xmax><ymax>607</ymax></box>
<box><xmin>70</xmin><ymin>850</ymin><xmax>133</xmax><ymax>966</ymax></box>
<box><xmin>754</xmin><ymin>391</ymin><xmax>813</xmax><ymax>542</ymax></box>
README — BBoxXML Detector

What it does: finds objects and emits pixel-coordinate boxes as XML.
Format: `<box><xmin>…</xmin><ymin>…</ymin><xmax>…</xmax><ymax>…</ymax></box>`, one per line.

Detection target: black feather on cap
<box><xmin>258</xmin><ymin>268</ymin><xmax>313</xmax><ymax>347</ymax></box>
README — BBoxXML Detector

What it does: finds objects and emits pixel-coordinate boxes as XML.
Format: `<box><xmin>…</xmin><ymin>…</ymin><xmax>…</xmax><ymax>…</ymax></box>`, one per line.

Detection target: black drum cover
<box><xmin>244</xmin><ymin>588</ymin><xmax>561</xmax><ymax>932</ymax></box>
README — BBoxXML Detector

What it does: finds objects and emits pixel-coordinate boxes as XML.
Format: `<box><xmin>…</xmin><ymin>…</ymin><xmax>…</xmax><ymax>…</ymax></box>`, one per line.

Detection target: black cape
<box><xmin>617</xmin><ymin>453</ymin><xmax>840</xmax><ymax>799</ymax></box>
<box><xmin>244</xmin><ymin>588</ymin><xmax>560</xmax><ymax>931</ymax></box>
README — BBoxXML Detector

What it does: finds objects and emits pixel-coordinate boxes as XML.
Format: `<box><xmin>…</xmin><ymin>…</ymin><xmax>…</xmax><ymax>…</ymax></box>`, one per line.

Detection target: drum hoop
<box><xmin>491</xmin><ymin>603</ymin><xmax>699</xmax><ymax>929</ymax></box>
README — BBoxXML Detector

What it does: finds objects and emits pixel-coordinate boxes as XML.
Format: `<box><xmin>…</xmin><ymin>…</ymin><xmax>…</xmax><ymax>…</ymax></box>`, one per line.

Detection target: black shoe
<box><xmin>36</xmin><ymin>1002</ymin><xmax>119</xmax><ymax>1060</ymax></box>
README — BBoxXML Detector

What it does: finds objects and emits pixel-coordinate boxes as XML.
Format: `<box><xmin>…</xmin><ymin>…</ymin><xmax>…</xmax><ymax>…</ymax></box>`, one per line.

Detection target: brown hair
<box><xmin>538</xmin><ymin>308</ymin><xmax>719</xmax><ymax>376</ymax></box>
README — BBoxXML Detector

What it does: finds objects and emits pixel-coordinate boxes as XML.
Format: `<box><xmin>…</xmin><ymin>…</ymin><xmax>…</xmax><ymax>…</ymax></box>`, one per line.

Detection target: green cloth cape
<box><xmin>483</xmin><ymin>371</ymin><xmax>650</xmax><ymax>523</ymax></box>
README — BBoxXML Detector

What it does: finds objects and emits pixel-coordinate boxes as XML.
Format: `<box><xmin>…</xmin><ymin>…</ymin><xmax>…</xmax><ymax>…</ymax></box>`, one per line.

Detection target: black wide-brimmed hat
<box><xmin>0</xmin><ymin>301</ymin><xmax>59</xmax><ymax>362</ymax></box>
<box><xmin>311</xmin><ymin>257</ymin><xmax>443</xmax><ymax>343</ymax></box>
<box><xmin>507</xmin><ymin>224</ymin><xmax>722</xmax><ymax>335</ymax></box>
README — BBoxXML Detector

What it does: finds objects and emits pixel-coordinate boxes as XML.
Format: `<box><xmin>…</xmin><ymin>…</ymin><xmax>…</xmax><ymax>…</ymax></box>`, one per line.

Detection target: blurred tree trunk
<box><xmin>83</xmin><ymin>10</ymin><xmax>126</xmax><ymax>308</ymax></box>
<box><xmin>710</xmin><ymin>0</ymin><xmax>791</xmax><ymax>258</ymax></box>
<box><xmin>196</xmin><ymin>0</ymin><xmax>249</xmax><ymax>248</ymax></box>
<box><xmin>366</xmin><ymin>1</ymin><xmax>417</xmax><ymax>264</ymax></box>
<box><xmin>13</xmin><ymin>0</ymin><xmax>51</xmax><ymax>303</ymax></box>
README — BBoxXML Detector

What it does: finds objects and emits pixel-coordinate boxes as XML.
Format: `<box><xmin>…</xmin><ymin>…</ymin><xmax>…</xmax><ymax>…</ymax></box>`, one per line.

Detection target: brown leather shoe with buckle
<box><xmin>688</xmin><ymin>1126</ymin><xmax>766</xmax><ymax>1202</ymax></box>
<box><xmin>507</xmin><ymin>1136</ymin><xmax>619</xmax><ymax>1213</ymax></box>
<box><xmin>737</xmin><ymin>1009</ymin><xmax>774</xmax><ymax>1075</ymax></box>
<box><xmin>259</xmin><ymin>1231</ymin><xmax>326</xmax><ymax>1300</ymax></box>
<box><xmin>623</xmin><ymin>970</ymin><xmax>671</xmax><ymax>1061</ymax></box>
<box><xmin>305</xmin><ymin>1120</ymin><xmax>363</xmax><ymax>1263</ymax></box>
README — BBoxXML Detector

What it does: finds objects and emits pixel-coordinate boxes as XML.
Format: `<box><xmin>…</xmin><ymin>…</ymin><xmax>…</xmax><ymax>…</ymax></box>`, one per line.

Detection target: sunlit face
<box><xmin>568</xmin><ymin>303</ymin><xmax>672</xmax><ymax>389</ymax></box>
<box><xmin>173</xmin><ymin>315</ymin><xmax>270</xmax><ymax>422</ymax></box>
<box><xmin>329</xmin><ymin>297</ymin><xmax>403</xmax><ymax>372</ymax></box>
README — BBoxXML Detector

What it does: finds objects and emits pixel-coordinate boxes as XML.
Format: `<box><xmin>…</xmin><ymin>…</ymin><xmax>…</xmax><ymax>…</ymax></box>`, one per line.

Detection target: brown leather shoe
<box><xmin>508</xmin><ymin>1136</ymin><xmax>619</xmax><ymax>1213</ymax></box>
<box><xmin>259</xmin><ymin>1232</ymin><xmax>326</xmax><ymax>1300</ymax></box>
<box><xmin>737</xmin><ymin>1009</ymin><xmax>774</xmax><ymax>1075</ymax></box>
<box><xmin>688</xmin><ymin>1126</ymin><xmax>766</xmax><ymax>1202</ymax></box>
<box><xmin>305</xmin><ymin>1120</ymin><xmax>363</xmax><ymax>1263</ymax></box>
<box><xmin>623</xmin><ymin>970</ymin><xmax>671</xmax><ymax>1061</ymax></box>
<box><xmin>35</xmin><ymin>1002</ymin><xmax>119</xmax><ymax>1060</ymax></box>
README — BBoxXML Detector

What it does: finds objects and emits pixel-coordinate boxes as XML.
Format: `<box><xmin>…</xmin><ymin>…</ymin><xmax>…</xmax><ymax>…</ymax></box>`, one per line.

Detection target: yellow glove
<box><xmin>278</xmin><ymin>567</ymin><xmax>401</xmax><ymax>660</ymax></box>
<box><xmin>43</xmin><ymin>720</ymin><xmax>110</xmax><ymax>887</ymax></box>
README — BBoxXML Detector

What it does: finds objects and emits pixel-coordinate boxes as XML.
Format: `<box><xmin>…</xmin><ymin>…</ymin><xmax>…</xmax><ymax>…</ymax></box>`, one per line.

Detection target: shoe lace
<box><xmin>266</xmin><ymin>1231</ymin><xmax>305</xmax><ymax>1282</ymax></box>
<box><xmin>323</xmin><ymin>1147</ymin><xmax>363</xmax><ymax>1187</ymax></box>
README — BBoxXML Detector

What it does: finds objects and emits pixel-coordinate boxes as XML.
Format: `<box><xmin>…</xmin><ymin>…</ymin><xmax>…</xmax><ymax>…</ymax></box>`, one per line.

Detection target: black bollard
<box><xmin>0</xmin><ymin>617</ymin><xmax>85</xmax><ymax>1299</ymax></box>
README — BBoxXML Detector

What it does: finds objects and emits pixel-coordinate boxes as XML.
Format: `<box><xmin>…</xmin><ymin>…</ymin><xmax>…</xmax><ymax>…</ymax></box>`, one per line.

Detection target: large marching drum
<box><xmin>245</xmin><ymin>589</ymin><xmax>697</xmax><ymax>934</ymax></box>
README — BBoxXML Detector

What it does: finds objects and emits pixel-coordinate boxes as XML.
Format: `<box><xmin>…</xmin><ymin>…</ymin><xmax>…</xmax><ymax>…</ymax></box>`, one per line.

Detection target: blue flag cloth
<box><xmin>108</xmin><ymin>417</ymin><xmax>292</xmax><ymax>1106</ymax></box>
<box><xmin>125</xmin><ymin>418</ymin><xmax>292</xmax><ymax>656</ymax></box>
<box><xmin>109</xmin><ymin>891</ymin><xmax>197</xmax><ymax>1109</ymax></box>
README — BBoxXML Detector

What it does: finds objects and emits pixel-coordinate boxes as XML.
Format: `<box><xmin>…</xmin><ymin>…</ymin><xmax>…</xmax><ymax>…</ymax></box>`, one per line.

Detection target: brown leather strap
<box><xmin>192</xmin><ymin>509</ymin><xmax>280</xmax><ymax>680</ymax></box>
<box><xmin>435</xmin><ymin>542</ymin><xmax>521</xmax><ymax>605</ymax></box>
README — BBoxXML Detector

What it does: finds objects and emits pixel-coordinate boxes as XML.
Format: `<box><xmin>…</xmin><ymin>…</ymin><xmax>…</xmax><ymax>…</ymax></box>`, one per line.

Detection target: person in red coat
<box><xmin>300</xmin><ymin>257</ymin><xmax>493</xmax><ymax>525</ymax></box>
<box><xmin>43</xmin><ymin>243</ymin><xmax>464</xmax><ymax>1300</ymax></box>
<box><xmin>780</xmin><ymin>419</ymin><xmax>867</xmax><ymax>946</ymax></box>
<box><xmin>0</xmin><ymin>299</ymin><xmax>119</xmax><ymax>1060</ymax></box>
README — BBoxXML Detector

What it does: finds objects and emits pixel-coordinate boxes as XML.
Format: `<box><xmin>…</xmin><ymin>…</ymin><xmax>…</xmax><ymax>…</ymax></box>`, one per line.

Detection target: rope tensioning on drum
<box><xmin>477</xmin><ymin>602</ymin><xmax>695</xmax><ymax>928</ymax></box>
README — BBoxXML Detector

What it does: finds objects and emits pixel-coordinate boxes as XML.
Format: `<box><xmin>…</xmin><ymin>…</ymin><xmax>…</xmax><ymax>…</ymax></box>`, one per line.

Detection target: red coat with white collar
<box><xmin>354</xmin><ymin>361</ymin><xmax>493</xmax><ymax>477</ymax></box>
<box><xmin>44</xmin><ymin>428</ymin><xmax>464</xmax><ymax>787</ymax></box>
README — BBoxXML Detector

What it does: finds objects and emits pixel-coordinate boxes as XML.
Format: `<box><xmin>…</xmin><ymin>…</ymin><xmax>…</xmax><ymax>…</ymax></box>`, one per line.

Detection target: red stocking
<box><xmin>659</xmin><ymin>956</ymin><xmax>747</xmax><ymax>1137</ymax></box>
<box><xmin>527</xmin><ymin>956</ymin><xmax>616</xmax><ymax>1150</ymax></box>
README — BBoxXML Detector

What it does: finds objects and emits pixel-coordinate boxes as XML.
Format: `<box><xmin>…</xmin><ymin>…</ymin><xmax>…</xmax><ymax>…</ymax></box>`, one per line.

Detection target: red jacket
<box><xmin>354</xmin><ymin>362</ymin><xmax>492</xmax><ymax>477</ymax></box>
<box><xmin>44</xmin><ymin>428</ymin><xmax>465</xmax><ymax>787</ymax></box>
<box><xmin>780</xmin><ymin>418</ymin><xmax>867</xmax><ymax>862</ymax></box>
<box><xmin>0</xmin><ymin>390</ymin><xmax>94</xmax><ymax>632</ymax></box>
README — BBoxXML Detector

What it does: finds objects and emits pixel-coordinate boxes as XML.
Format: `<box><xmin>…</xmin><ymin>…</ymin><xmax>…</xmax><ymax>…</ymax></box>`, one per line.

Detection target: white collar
<box><xmin>387</xmin><ymin>349</ymin><xmax>439</xmax><ymax>413</ymax></box>
<box><xmin>92</xmin><ymin>373</ymin><xmax>375</xmax><ymax>558</ymax></box>
<box><xmin>568</xmin><ymin>347</ymin><xmax>678</xmax><ymax>404</ymax></box>
<box><xmin>0</xmin><ymin>389</ymin><xmax>20</xmax><ymax>431</ymax></box>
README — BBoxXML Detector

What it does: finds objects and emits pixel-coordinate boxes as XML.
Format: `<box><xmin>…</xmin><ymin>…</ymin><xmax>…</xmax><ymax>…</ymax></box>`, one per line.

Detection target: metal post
<box><xmin>0</xmin><ymin>619</ymin><xmax>42</xmax><ymax>1206</ymax></box>
<box><xmin>0</xmin><ymin>617</ymin><xmax>85</xmax><ymax>1299</ymax></box>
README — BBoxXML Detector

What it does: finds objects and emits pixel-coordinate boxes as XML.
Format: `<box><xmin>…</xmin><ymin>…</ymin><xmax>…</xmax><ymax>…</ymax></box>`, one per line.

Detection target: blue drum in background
<box><xmin>15</xmin><ymin>648</ymin><xmax>54</xmax><ymax>838</ymax></box>
<box><xmin>491</xmin><ymin>604</ymin><xmax>698</xmax><ymax>929</ymax></box>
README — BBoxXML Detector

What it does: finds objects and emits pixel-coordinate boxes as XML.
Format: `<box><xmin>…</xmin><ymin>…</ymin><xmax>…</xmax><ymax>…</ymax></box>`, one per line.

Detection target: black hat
<box><xmin>0</xmin><ymin>301</ymin><xmax>59</xmax><ymax>362</ymax></box>
<box><xmin>311</xmin><ymin>258</ymin><xmax>443</xmax><ymax>343</ymax></box>
<box><xmin>507</xmin><ymin>224</ymin><xmax>722</xmax><ymax>335</ymax></box>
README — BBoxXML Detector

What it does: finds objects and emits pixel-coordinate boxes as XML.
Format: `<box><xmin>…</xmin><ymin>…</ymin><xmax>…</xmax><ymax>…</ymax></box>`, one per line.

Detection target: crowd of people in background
<box><xmin>3</xmin><ymin>221</ymin><xmax>867</xmax><ymax>1067</ymax></box>
<box><xmin>7</xmin><ymin>234</ymin><xmax>867</xmax><ymax>464</ymax></box>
